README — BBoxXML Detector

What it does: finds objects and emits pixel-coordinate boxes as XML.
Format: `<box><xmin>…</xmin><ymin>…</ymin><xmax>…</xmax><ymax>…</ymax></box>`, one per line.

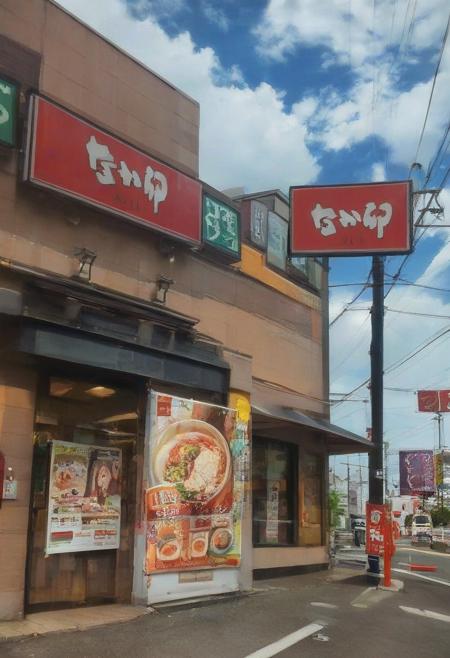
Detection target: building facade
<box><xmin>0</xmin><ymin>0</ymin><xmax>370</xmax><ymax>620</ymax></box>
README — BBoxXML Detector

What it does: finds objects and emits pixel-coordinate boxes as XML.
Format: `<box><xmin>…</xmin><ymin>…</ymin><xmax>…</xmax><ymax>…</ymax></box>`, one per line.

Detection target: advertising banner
<box><xmin>399</xmin><ymin>450</ymin><xmax>435</xmax><ymax>496</ymax></box>
<box><xmin>366</xmin><ymin>503</ymin><xmax>387</xmax><ymax>556</ymax></box>
<box><xmin>145</xmin><ymin>393</ymin><xmax>248</xmax><ymax>573</ymax></box>
<box><xmin>202</xmin><ymin>194</ymin><xmax>241</xmax><ymax>260</ymax></box>
<box><xmin>46</xmin><ymin>440</ymin><xmax>121</xmax><ymax>555</ymax></box>
<box><xmin>0</xmin><ymin>77</ymin><xmax>17</xmax><ymax>146</ymax></box>
<box><xmin>290</xmin><ymin>181</ymin><xmax>412</xmax><ymax>256</ymax></box>
<box><xmin>25</xmin><ymin>95</ymin><xmax>201</xmax><ymax>244</ymax></box>
<box><xmin>417</xmin><ymin>389</ymin><xmax>450</xmax><ymax>413</ymax></box>
<box><xmin>267</xmin><ymin>211</ymin><xmax>288</xmax><ymax>271</ymax></box>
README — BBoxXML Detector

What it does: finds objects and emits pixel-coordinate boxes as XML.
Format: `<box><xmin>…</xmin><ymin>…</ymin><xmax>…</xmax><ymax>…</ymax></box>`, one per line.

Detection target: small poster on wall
<box><xmin>46</xmin><ymin>440</ymin><xmax>122</xmax><ymax>555</ymax></box>
<box><xmin>144</xmin><ymin>393</ymin><xmax>248</xmax><ymax>573</ymax></box>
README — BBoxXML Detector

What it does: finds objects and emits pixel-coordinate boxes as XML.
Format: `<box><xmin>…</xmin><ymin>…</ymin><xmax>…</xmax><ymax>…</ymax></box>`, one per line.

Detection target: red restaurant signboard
<box><xmin>25</xmin><ymin>96</ymin><xmax>202</xmax><ymax>244</ymax></box>
<box><xmin>290</xmin><ymin>181</ymin><xmax>412</xmax><ymax>256</ymax></box>
<box><xmin>417</xmin><ymin>389</ymin><xmax>450</xmax><ymax>413</ymax></box>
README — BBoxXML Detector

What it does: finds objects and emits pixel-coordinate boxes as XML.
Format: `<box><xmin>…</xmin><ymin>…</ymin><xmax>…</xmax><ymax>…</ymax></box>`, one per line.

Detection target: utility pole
<box><xmin>384</xmin><ymin>441</ymin><xmax>389</xmax><ymax>499</ymax></box>
<box><xmin>347</xmin><ymin>458</ymin><xmax>351</xmax><ymax>527</ymax></box>
<box><xmin>368</xmin><ymin>255</ymin><xmax>384</xmax><ymax>573</ymax></box>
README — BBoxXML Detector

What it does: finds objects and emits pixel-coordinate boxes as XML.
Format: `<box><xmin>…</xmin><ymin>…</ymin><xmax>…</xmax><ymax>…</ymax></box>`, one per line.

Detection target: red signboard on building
<box><xmin>417</xmin><ymin>389</ymin><xmax>450</xmax><ymax>413</ymax></box>
<box><xmin>290</xmin><ymin>181</ymin><xmax>412</xmax><ymax>256</ymax></box>
<box><xmin>25</xmin><ymin>96</ymin><xmax>202</xmax><ymax>244</ymax></box>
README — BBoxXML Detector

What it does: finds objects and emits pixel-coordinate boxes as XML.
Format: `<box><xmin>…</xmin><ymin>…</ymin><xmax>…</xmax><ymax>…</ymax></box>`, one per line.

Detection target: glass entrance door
<box><xmin>26</xmin><ymin>375</ymin><xmax>139</xmax><ymax>610</ymax></box>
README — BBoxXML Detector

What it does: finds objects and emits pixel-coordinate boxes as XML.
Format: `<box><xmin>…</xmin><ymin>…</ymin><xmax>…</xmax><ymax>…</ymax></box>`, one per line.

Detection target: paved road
<box><xmin>1</xmin><ymin>563</ymin><xmax>449</xmax><ymax>658</ymax></box>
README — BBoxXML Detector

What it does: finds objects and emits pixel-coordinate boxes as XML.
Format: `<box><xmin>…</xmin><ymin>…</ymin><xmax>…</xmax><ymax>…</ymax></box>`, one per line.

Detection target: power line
<box><xmin>424</xmin><ymin>120</ymin><xmax>450</xmax><ymax>186</ymax></box>
<box><xmin>332</xmin><ymin>324</ymin><xmax>450</xmax><ymax>407</ymax></box>
<box><xmin>329</xmin><ymin>268</ymin><xmax>372</xmax><ymax>326</ymax></box>
<box><xmin>412</xmin><ymin>11</ymin><xmax>450</xmax><ymax>165</ymax></box>
<box><xmin>384</xmin><ymin>274</ymin><xmax>450</xmax><ymax>294</ymax></box>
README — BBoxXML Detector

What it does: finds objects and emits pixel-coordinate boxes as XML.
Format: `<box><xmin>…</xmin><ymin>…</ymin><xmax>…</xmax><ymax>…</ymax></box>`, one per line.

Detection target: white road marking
<box><xmin>392</xmin><ymin>568</ymin><xmax>450</xmax><ymax>587</ymax></box>
<box><xmin>310</xmin><ymin>602</ymin><xmax>338</xmax><ymax>609</ymax></box>
<box><xmin>399</xmin><ymin>606</ymin><xmax>450</xmax><ymax>623</ymax></box>
<box><xmin>244</xmin><ymin>623</ymin><xmax>324</xmax><ymax>658</ymax></box>
<box><xmin>397</xmin><ymin>546</ymin><xmax>450</xmax><ymax>559</ymax></box>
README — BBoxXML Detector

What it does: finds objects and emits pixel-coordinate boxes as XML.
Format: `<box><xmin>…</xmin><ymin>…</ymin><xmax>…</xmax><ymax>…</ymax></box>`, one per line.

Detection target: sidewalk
<box><xmin>0</xmin><ymin>604</ymin><xmax>151</xmax><ymax>642</ymax></box>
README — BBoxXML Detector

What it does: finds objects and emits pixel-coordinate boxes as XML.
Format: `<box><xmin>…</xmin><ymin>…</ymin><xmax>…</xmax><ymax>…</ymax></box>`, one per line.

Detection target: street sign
<box><xmin>417</xmin><ymin>389</ymin><xmax>450</xmax><ymax>413</ymax></box>
<box><xmin>0</xmin><ymin>77</ymin><xmax>17</xmax><ymax>147</ymax></box>
<box><xmin>290</xmin><ymin>181</ymin><xmax>412</xmax><ymax>256</ymax></box>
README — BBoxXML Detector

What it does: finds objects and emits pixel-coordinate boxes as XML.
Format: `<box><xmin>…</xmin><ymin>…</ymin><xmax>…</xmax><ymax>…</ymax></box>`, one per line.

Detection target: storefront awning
<box><xmin>252</xmin><ymin>402</ymin><xmax>372</xmax><ymax>454</ymax></box>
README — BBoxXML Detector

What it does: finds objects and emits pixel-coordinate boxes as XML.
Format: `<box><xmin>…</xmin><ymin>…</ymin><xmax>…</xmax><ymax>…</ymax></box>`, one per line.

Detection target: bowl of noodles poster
<box><xmin>149</xmin><ymin>417</ymin><xmax>234</xmax><ymax>517</ymax></box>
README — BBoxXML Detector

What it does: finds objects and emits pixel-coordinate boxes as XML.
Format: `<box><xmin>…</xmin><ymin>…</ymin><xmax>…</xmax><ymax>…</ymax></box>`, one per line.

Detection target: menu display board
<box><xmin>145</xmin><ymin>393</ymin><xmax>248</xmax><ymax>572</ymax></box>
<box><xmin>46</xmin><ymin>441</ymin><xmax>121</xmax><ymax>555</ymax></box>
<box><xmin>267</xmin><ymin>211</ymin><xmax>288</xmax><ymax>271</ymax></box>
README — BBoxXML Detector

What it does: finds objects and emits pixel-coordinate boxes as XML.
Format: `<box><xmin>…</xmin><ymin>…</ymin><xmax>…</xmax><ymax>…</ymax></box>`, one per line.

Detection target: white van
<box><xmin>411</xmin><ymin>513</ymin><xmax>433</xmax><ymax>543</ymax></box>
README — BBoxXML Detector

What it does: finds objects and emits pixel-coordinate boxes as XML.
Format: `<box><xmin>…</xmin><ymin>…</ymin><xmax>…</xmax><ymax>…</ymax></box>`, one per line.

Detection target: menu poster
<box><xmin>144</xmin><ymin>393</ymin><xmax>247</xmax><ymax>573</ymax></box>
<box><xmin>46</xmin><ymin>440</ymin><xmax>121</xmax><ymax>555</ymax></box>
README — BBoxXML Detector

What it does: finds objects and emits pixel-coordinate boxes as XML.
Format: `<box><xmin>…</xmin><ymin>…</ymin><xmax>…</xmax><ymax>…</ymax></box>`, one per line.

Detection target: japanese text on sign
<box><xmin>311</xmin><ymin>202</ymin><xmax>392</xmax><ymax>239</ymax></box>
<box><xmin>86</xmin><ymin>136</ymin><xmax>168</xmax><ymax>213</ymax></box>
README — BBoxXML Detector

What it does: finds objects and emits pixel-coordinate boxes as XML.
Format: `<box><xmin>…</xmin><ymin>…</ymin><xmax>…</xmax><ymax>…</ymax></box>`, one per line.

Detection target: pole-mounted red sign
<box><xmin>290</xmin><ymin>181</ymin><xmax>412</xmax><ymax>256</ymax></box>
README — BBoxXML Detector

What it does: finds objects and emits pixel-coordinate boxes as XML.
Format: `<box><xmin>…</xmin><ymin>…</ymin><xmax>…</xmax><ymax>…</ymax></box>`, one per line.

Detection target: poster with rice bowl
<box><xmin>46</xmin><ymin>440</ymin><xmax>122</xmax><ymax>555</ymax></box>
<box><xmin>145</xmin><ymin>393</ymin><xmax>247</xmax><ymax>572</ymax></box>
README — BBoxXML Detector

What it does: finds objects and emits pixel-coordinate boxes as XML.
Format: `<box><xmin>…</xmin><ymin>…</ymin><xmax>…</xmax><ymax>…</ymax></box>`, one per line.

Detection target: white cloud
<box><xmin>255</xmin><ymin>1</ymin><xmax>450</xmax><ymax>171</ymax></box>
<box><xmin>56</xmin><ymin>0</ymin><xmax>319</xmax><ymax>192</ymax></box>
<box><xmin>371</xmin><ymin>163</ymin><xmax>386</xmax><ymax>181</ymax></box>
<box><xmin>201</xmin><ymin>2</ymin><xmax>229</xmax><ymax>31</ymax></box>
<box><xmin>255</xmin><ymin>0</ymin><xmax>449</xmax><ymax>67</ymax></box>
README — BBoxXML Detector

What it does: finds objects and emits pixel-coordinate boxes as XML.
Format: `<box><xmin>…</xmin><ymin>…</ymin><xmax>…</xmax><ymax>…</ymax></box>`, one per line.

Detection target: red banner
<box><xmin>366</xmin><ymin>503</ymin><xmax>387</xmax><ymax>556</ymax></box>
<box><xmin>417</xmin><ymin>389</ymin><xmax>450</xmax><ymax>413</ymax></box>
<box><xmin>25</xmin><ymin>96</ymin><xmax>201</xmax><ymax>244</ymax></box>
<box><xmin>290</xmin><ymin>181</ymin><xmax>412</xmax><ymax>255</ymax></box>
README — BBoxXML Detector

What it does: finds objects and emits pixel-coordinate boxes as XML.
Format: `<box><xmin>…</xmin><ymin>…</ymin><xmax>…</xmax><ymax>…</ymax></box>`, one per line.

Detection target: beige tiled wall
<box><xmin>0</xmin><ymin>0</ymin><xmax>200</xmax><ymax>177</ymax></box>
<box><xmin>0</xmin><ymin>365</ymin><xmax>37</xmax><ymax>620</ymax></box>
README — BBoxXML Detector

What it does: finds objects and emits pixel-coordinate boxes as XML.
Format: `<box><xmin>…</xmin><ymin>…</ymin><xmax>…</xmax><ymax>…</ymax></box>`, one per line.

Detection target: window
<box><xmin>252</xmin><ymin>439</ymin><xmax>296</xmax><ymax>546</ymax></box>
<box><xmin>299</xmin><ymin>453</ymin><xmax>323</xmax><ymax>546</ymax></box>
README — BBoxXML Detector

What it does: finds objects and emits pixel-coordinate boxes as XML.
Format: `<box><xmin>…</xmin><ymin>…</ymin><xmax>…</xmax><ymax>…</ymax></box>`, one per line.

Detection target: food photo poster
<box><xmin>144</xmin><ymin>393</ymin><xmax>249</xmax><ymax>573</ymax></box>
<box><xmin>45</xmin><ymin>440</ymin><xmax>122</xmax><ymax>554</ymax></box>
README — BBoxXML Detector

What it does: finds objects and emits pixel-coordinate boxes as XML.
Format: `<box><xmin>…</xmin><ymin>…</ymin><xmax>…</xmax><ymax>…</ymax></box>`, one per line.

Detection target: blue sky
<box><xmin>58</xmin><ymin>0</ymin><xmax>450</xmax><ymax>493</ymax></box>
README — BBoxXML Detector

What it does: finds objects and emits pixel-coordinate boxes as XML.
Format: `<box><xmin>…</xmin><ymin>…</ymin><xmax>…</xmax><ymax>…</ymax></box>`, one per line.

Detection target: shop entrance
<box><xmin>26</xmin><ymin>372</ymin><xmax>140</xmax><ymax>611</ymax></box>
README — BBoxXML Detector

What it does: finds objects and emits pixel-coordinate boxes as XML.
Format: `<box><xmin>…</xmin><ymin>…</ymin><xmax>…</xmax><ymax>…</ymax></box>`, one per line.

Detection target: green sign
<box><xmin>0</xmin><ymin>78</ymin><xmax>17</xmax><ymax>146</ymax></box>
<box><xmin>202</xmin><ymin>194</ymin><xmax>240</xmax><ymax>259</ymax></box>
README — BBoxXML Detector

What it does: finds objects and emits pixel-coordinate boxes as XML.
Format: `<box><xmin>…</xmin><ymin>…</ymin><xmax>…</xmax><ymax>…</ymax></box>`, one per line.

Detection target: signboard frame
<box><xmin>289</xmin><ymin>180</ymin><xmax>413</xmax><ymax>257</ymax></box>
<box><xmin>24</xmin><ymin>94</ymin><xmax>202</xmax><ymax>245</ymax></box>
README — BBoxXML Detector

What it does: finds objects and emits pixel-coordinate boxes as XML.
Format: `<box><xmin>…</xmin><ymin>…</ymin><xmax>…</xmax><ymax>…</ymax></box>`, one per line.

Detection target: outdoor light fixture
<box><xmin>155</xmin><ymin>275</ymin><xmax>174</xmax><ymax>304</ymax></box>
<box><xmin>158</xmin><ymin>238</ymin><xmax>176</xmax><ymax>264</ymax></box>
<box><xmin>74</xmin><ymin>247</ymin><xmax>97</xmax><ymax>282</ymax></box>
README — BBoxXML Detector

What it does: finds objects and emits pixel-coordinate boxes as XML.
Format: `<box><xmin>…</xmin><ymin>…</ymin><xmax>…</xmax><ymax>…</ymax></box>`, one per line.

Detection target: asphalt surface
<box><xmin>1</xmin><ymin>550</ymin><xmax>449</xmax><ymax>658</ymax></box>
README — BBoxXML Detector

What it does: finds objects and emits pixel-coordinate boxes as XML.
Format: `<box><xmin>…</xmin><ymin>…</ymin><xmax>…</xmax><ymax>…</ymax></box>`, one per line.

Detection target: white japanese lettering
<box><xmin>118</xmin><ymin>160</ymin><xmax>142</xmax><ymax>188</ymax></box>
<box><xmin>144</xmin><ymin>166</ymin><xmax>168</xmax><ymax>213</ymax></box>
<box><xmin>363</xmin><ymin>202</ymin><xmax>392</xmax><ymax>239</ymax></box>
<box><xmin>86</xmin><ymin>136</ymin><xmax>116</xmax><ymax>185</ymax></box>
<box><xmin>311</xmin><ymin>203</ymin><xmax>337</xmax><ymax>236</ymax></box>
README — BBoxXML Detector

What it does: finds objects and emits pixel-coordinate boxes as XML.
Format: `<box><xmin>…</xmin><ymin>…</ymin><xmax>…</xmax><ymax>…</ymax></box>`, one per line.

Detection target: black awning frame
<box><xmin>252</xmin><ymin>403</ymin><xmax>372</xmax><ymax>454</ymax></box>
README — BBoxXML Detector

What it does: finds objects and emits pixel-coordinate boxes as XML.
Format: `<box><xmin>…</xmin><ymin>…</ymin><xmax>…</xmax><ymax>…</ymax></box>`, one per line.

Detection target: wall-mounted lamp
<box><xmin>158</xmin><ymin>238</ymin><xmax>176</xmax><ymax>264</ymax></box>
<box><xmin>155</xmin><ymin>275</ymin><xmax>174</xmax><ymax>304</ymax></box>
<box><xmin>74</xmin><ymin>247</ymin><xmax>97</xmax><ymax>282</ymax></box>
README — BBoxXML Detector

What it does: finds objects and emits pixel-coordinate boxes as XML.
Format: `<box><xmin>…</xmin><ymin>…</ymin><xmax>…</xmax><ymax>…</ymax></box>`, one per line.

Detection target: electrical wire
<box><xmin>412</xmin><ymin>11</ymin><xmax>450</xmax><ymax>166</ymax></box>
<box><xmin>329</xmin><ymin>268</ymin><xmax>372</xmax><ymax>326</ymax></box>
